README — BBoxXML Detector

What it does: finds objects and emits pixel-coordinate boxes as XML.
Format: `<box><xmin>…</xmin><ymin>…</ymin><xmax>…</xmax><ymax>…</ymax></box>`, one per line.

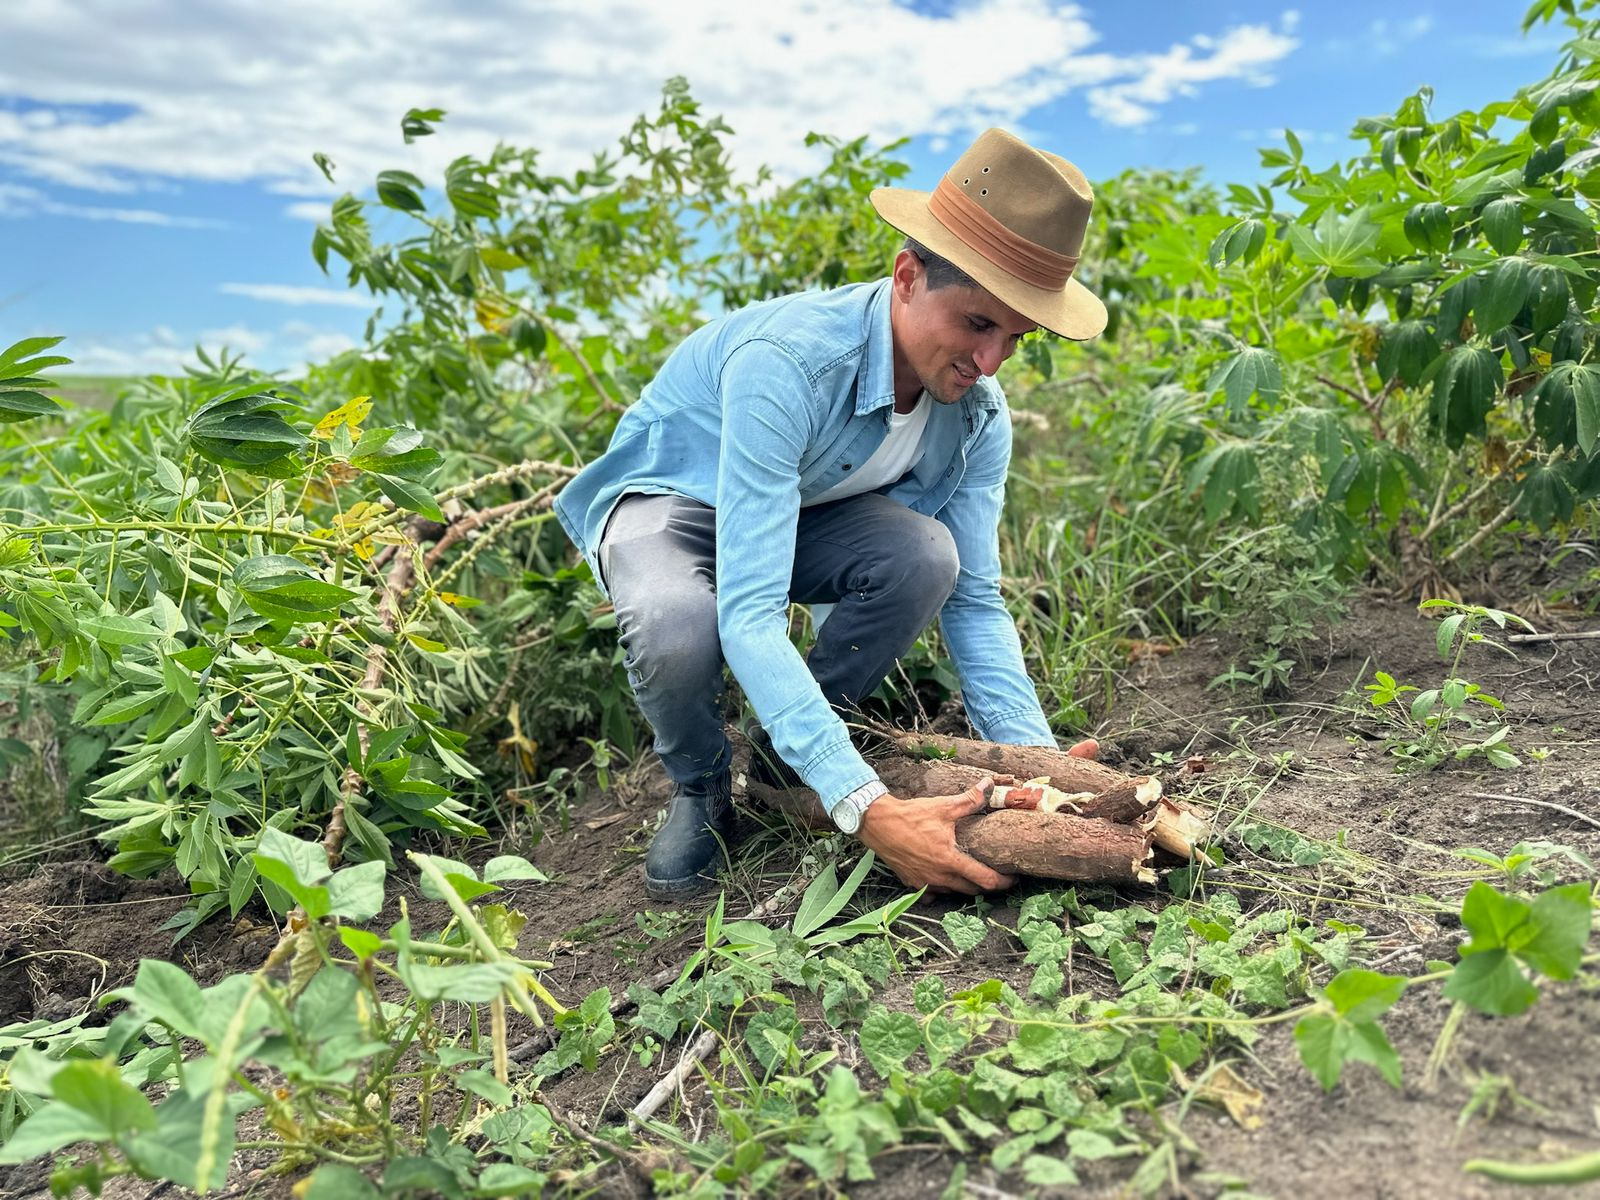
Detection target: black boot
<box><xmin>644</xmin><ymin>770</ymin><xmax>733</xmax><ymax>898</ymax></box>
<box><xmin>745</xmin><ymin>725</ymin><xmax>806</xmax><ymax>791</ymax></box>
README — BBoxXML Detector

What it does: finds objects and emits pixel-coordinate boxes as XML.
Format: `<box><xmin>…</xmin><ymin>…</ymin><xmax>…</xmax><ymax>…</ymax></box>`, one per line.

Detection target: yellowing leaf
<box><xmin>333</xmin><ymin>500</ymin><xmax>386</xmax><ymax>528</ymax></box>
<box><xmin>474</xmin><ymin>294</ymin><xmax>514</xmax><ymax>332</ymax></box>
<box><xmin>405</xmin><ymin>632</ymin><xmax>449</xmax><ymax>653</ymax></box>
<box><xmin>438</xmin><ymin>591</ymin><xmax>482</xmax><ymax>608</ymax></box>
<box><xmin>497</xmin><ymin>702</ymin><xmax>538</xmax><ymax>775</ymax></box>
<box><xmin>312</xmin><ymin>395</ymin><xmax>373</xmax><ymax>440</ymax></box>
<box><xmin>1192</xmin><ymin>1063</ymin><xmax>1265</xmax><ymax>1130</ymax></box>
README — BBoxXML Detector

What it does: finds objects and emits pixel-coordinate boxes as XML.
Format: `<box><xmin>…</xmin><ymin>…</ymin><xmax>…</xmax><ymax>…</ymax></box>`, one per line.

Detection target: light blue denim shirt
<box><xmin>555</xmin><ymin>277</ymin><xmax>1054</xmax><ymax>817</ymax></box>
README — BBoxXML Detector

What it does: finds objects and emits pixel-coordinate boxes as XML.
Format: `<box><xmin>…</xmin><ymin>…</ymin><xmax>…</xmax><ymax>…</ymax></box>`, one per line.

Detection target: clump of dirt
<box><xmin>0</xmin><ymin>861</ymin><xmax>268</xmax><ymax>1027</ymax></box>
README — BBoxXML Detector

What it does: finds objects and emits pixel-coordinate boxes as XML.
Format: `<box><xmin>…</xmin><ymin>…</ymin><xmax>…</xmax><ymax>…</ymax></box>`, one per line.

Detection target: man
<box><xmin>554</xmin><ymin>128</ymin><xmax>1107</xmax><ymax>899</ymax></box>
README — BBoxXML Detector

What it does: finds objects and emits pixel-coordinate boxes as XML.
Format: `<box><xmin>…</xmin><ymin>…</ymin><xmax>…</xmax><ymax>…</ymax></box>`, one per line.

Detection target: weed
<box><xmin>1363</xmin><ymin>601</ymin><xmax>1533</xmax><ymax>770</ymax></box>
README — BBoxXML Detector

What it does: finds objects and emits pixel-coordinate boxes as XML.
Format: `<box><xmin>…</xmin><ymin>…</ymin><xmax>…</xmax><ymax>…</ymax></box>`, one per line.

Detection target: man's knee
<box><xmin>895</xmin><ymin>515</ymin><xmax>959</xmax><ymax>600</ymax></box>
<box><xmin>615</xmin><ymin>585</ymin><xmax>721</xmax><ymax>689</ymax></box>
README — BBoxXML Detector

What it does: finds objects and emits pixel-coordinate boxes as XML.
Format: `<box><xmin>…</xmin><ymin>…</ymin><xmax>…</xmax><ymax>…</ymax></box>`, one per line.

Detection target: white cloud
<box><xmin>1234</xmin><ymin>126</ymin><xmax>1346</xmax><ymax>147</ymax></box>
<box><xmin>0</xmin><ymin>182</ymin><xmax>226</xmax><ymax>228</ymax></box>
<box><xmin>62</xmin><ymin>318</ymin><xmax>356</xmax><ymax>374</ymax></box>
<box><xmin>1368</xmin><ymin>15</ymin><xmax>1434</xmax><ymax>56</ymax></box>
<box><xmin>221</xmin><ymin>282</ymin><xmax>372</xmax><ymax>308</ymax></box>
<box><xmin>62</xmin><ymin>325</ymin><xmax>268</xmax><ymax>374</ymax></box>
<box><xmin>199</xmin><ymin>324</ymin><xmax>271</xmax><ymax>355</ymax></box>
<box><xmin>300</xmin><ymin>332</ymin><xmax>357</xmax><ymax>359</ymax></box>
<box><xmin>0</xmin><ymin>0</ymin><xmax>1300</xmax><ymax>199</ymax></box>
<box><xmin>283</xmin><ymin>200</ymin><xmax>332</xmax><ymax>221</ymax></box>
<box><xmin>1086</xmin><ymin>19</ymin><xmax>1301</xmax><ymax>128</ymax></box>
<box><xmin>1457</xmin><ymin>32</ymin><xmax>1569</xmax><ymax>59</ymax></box>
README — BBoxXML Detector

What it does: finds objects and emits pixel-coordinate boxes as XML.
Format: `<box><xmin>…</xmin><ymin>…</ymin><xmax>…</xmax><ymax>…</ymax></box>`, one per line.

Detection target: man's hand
<box><xmin>857</xmin><ymin>779</ymin><xmax>1016</xmax><ymax>895</ymax></box>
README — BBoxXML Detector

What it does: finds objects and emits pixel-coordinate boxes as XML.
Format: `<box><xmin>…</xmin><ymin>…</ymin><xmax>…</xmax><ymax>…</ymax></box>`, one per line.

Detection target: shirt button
<box><xmin>842</xmin><ymin>463</ymin><xmax>852</xmax><ymax>470</ymax></box>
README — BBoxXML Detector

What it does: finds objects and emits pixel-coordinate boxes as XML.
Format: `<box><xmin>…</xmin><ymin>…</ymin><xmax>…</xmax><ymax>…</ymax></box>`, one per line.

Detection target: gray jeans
<box><xmin>597</xmin><ymin>492</ymin><xmax>959</xmax><ymax>786</ymax></box>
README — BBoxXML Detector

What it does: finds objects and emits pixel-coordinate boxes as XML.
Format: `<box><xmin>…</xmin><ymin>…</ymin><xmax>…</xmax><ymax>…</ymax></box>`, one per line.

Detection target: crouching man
<box><xmin>554</xmin><ymin>128</ymin><xmax>1107</xmax><ymax>899</ymax></box>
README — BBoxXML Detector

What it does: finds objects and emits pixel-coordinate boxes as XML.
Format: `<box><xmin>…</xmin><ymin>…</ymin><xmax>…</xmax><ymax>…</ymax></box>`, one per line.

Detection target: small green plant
<box><xmin>1454</xmin><ymin>841</ymin><xmax>1595</xmax><ymax>888</ymax></box>
<box><xmin>1295</xmin><ymin>878</ymin><xmax>1595</xmax><ymax>1091</ymax></box>
<box><xmin>1363</xmin><ymin>601</ymin><xmax>1532</xmax><ymax>769</ymax></box>
<box><xmin>1190</xmin><ymin>531</ymin><xmax>1347</xmax><ymax>698</ymax></box>
<box><xmin>0</xmin><ymin>831</ymin><xmax>566</xmax><ymax>1197</ymax></box>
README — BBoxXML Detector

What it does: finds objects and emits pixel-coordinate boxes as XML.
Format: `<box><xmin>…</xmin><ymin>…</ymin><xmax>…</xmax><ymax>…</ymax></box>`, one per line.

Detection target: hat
<box><xmin>870</xmin><ymin>128</ymin><xmax>1107</xmax><ymax>341</ymax></box>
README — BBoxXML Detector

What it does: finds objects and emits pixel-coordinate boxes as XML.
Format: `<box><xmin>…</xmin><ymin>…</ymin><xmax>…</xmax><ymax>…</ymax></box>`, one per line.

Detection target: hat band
<box><xmin>927</xmin><ymin>176</ymin><xmax>1077</xmax><ymax>291</ymax></box>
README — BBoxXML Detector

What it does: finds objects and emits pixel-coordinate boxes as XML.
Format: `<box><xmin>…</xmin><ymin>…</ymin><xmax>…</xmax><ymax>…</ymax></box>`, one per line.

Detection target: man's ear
<box><xmin>891</xmin><ymin>249</ymin><xmax>922</xmax><ymax>303</ymax></box>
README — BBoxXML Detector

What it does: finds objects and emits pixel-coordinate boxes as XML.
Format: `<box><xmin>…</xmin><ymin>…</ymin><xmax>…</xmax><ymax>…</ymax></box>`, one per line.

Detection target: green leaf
<box><xmin>1285</xmin><ymin>205</ymin><xmax>1384</xmax><ymax>275</ymax></box>
<box><xmin>233</xmin><ymin>555</ymin><xmax>357</xmax><ymax>624</ymax></box>
<box><xmin>1208</xmin><ymin>218</ymin><xmax>1267</xmax><ymax>267</ymax></box>
<box><xmin>78</xmin><ymin>613</ymin><xmax>164</xmax><ymax>648</ymax></box>
<box><xmin>1518</xmin><ymin>883</ymin><xmax>1593</xmax><ymax>980</ymax></box>
<box><xmin>124</xmin><ymin>959</ymin><xmax>209</xmax><ymax>1039</ymax></box>
<box><xmin>339</xmin><ymin>927</ymin><xmax>384</xmax><ymax>959</ymax></box>
<box><xmin>376</xmin><ymin>169</ymin><xmax>426</xmax><ymax>212</ymax></box>
<box><xmin>0</xmin><ymin>388</ymin><xmax>64</xmax><ymax>422</ymax></box>
<box><xmin>1324</xmin><ymin>969</ymin><xmax>1408</xmax><ymax>1022</ymax></box>
<box><xmin>87</xmin><ymin>690</ymin><xmax>166</xmax><ymax>727</ymax></box>
<box><xmin>1458</xmin><ymin>880</ymin><xmax>1531</xmax><ymax>949</ymax></box>
<box><xmin>0</xmin><ymin>335</ymin><xmax>65</xmax><ymax>370</ymax></box>
<box><xmin>400</xmin><ymin>107</ymin><xmax>446</xmax><ymax>144</ymax></box>
<box><xmin>414</xmin><ymin>854</ymin><xmax>498</xmax><ymax>903</ymax></box>
<box><xmin>797</xmin><ymin>851</ymin><xmax>877</xmax><ymax>939</ymax></box>
<box><xmin>1293</xmin><ymin>1014</ymin><xmax>1344</xmax><ymax>1090</ymax></box>
<box><xmin>1345</xmin><ymin>1019</ymin><xmax>1403</xmax><ymax>1088</ymax></box>
<box><xmin>1431</xmin><ymin>345</ymin><xmax>1503</xmax><ymax>449</ymax></box>
<box><xmin>374</xmin><ymin>473</ymin><xmax>444</xmax><ymax>522</ymax></box>
<box><xmin>1480</xmin><ymin>197</ymin><xmax>1524</xmax><ymax>255</ymax></box>
<box><xmin>482</xmin><ymin>856</ymin><xmax>549</xmax><ymax>884</ymax></box>
<box><xmin>1403</xmin><ymin>202</ymin><xmax>1452</xmax><ymax>255</ymax></box>
<box><xmin>860</xmin><ymin>1010</ymin><xmax>922</xmax><ymax>1076</ymax></box>
<box><xmin>396</xmin><ymin>958</ymin><xmax>519</xmax><ymax>1003</ymax></box>
<box><xmin>1377</xmin><ymin>321</ymin><xmax>1439</xmax><ymax>387</ymax></box>
<box><xmin>254</xmin><ymin>828</ymin><xmax>333</xmax><ymax>918</ymax></box>
<box><xmin>1517</xmin><ymin>463</ymin><xmax>1575</xmax><ymax>529</ymax></box>
<box><xmin>326</xmin><ymin>860</ymin><xmax>387</xmax><ymax>923</ymax></box>
<box><xmin>1529</xmin><ymin>265</ymin><xmax>1572</xmax><ymax>335</ymax></box>
<box><xmin>1207</xmin><ymin>346</ymin><xmax>1282</xmax><ymax>416</ymax></box>
<box><xmin>1473</xmin><ymin>255</ymin><xmax>1530</xmax><ymax>334</ymax></box>
<box><xmin>456</xmin><ymin>1069</ymin><xmax>514</xmax><ymax>1108</ymax></box>
<box><xmin>1190</xmin><ymin>444</ymin><xmax>1262</xmax><ymax>523</ymax></box>
<box><xmin>941</xmin><ymin>912</ymin><xmax>988</xmax><ymax>954</ymax></box>
<box><xmin>0</xmin><ymin>1102</ymin><xmax>115</xmax><ymax>1162</ymax></box>
<box><xmin>184</xmin><ymin>388</ymin><xmax>308</xmax><ymax>470</ymax></box>
<box><xmin>303</xmin><ymin>1165</ymin><xmax>383</xmax><ymax>1200</ymax></box>
<box><xmin>1435</xmin><ymin>613</ymin><xmax>1466</xmax><ymax>658</ymax></box>
<box><xmin>51</xmin><ymin>1058</ymin><xmax>158</xmax><ymax>1137</ymax></box>
<box><xmin>1022</xmin><ymin>1154</ymin><xmax>1079</xmax><ymax>1186</ymax></box>
<box><xmin>509</xmin><ymin>315</ymin><xmax>548</xmax><ymax>358</ymax></box>
<box><xmin>125</xmin><ymin>1085</ymin><xmax>252</xmax><ymax>1192</ymax></box>
<box><xmin>1443</xmin><ymin>948</ymin><xmax>1539</xmax><ymax>1015</ymax></box>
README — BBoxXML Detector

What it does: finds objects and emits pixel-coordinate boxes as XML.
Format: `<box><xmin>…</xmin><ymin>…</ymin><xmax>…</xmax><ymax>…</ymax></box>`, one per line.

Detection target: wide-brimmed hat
<box><xmin>870</xmin><ymin>128</ymin><xmax>1107</xmax><ymax>341</ymax></box>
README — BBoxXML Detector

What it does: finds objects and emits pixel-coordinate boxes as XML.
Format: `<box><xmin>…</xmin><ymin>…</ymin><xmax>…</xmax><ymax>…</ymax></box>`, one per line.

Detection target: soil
<box><xmin>2</xmin><ymin>593</ymin><xmax>1598</xmax><ymax>1199</ymax></box>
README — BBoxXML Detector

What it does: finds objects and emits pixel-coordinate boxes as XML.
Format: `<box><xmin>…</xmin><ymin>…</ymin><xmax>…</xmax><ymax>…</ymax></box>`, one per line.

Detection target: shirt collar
<box><xmin>855</xmin><ymin>276</ymin><xmax>1003</xmax><ymax>417</ymax></box>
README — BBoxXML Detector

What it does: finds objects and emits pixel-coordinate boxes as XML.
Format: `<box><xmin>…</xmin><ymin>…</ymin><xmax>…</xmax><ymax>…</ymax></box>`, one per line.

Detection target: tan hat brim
<box><xmin>871</xmin><ymin>186</ymin><xmax>1108</xmax><ymax>341</ymax></box>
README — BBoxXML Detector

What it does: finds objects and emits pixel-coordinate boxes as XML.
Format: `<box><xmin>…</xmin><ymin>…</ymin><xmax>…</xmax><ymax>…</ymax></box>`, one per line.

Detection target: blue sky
<box><xmin>0</xmin><ymin>1</ymin><xmax>1572</xmax><ymax>375</ymax></box>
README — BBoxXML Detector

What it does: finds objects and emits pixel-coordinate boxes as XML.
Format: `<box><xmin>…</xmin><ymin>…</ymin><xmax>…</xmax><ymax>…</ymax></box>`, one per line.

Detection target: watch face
<box><xmin>834</xmin><ymin>801</ymin><xmax>862</xmax><ymax>834</ymax></box>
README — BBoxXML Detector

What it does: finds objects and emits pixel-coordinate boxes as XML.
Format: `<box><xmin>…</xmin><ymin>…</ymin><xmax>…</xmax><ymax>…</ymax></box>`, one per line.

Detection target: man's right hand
<box><xmin>856</xmin><ymin>779</ymin><xmax>1015</xmax><ymax>895</ymax></box>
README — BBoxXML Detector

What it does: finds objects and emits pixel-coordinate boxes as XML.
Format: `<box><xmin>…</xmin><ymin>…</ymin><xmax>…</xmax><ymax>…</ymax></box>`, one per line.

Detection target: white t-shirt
<box><xmin>803</xmin><ymin>392</ymin><xmax>931</xmax><ymax>506</ymax></box>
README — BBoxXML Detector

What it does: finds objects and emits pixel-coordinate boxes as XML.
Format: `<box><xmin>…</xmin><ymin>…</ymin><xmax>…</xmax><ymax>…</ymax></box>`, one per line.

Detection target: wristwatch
<box><xmin>830</xmin><ymin>780</ymin><xmax>887</xmax><ymax>834</ymax></box>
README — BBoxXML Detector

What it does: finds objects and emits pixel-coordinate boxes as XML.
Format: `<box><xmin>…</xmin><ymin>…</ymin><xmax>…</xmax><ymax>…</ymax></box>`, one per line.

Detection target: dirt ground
<box><xmin>2</xmin><ymin>593</ymin><xmax>1598</xmax><ymax>1199</ymax></box>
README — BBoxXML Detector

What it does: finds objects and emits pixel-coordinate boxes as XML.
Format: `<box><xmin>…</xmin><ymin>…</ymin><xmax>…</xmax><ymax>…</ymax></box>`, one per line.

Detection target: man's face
<box><xmin>890</xmin><ymin>251</ymin><xmax>1038</xmax><ymax>405</ymax></box>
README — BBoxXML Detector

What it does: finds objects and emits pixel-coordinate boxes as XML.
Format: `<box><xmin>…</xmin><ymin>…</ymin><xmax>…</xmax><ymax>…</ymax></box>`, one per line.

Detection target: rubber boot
<box><xmin>644</xmin><ymin>770</ymin><xmax>733</xmax><ymax>898</ymax></box>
